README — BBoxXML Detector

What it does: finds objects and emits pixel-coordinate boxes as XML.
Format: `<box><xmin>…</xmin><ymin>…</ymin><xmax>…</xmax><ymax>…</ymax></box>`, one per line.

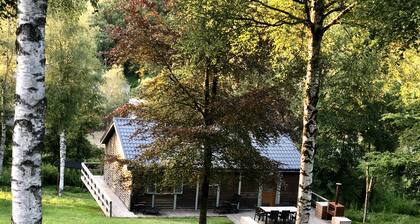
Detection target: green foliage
<box><xmin>0</xmin><ymin>164</ymin><xmax>83</xmax><ymax>187</ymax></box>
<box><xmin>0</xmin><ymin>166</ymin><xmax>9</xmax><ymax>186</ymax></box>
<box><xmin>353</xmin><ymin>0</ymin><xmax>420</xmax><ymax>49</ymax></box>
<box><xmin>360</xmin><ymin>151</ymin><xmax>420</xmax><ymax>198</ymax></box>
<box><xmin>313</xmin><ymin>26</ymin><xmax>399</xmax><ymax>204</ymax></box>
<box><xmin>0</xmin><ymin>0</ymin><xmax>15</xmax><ymax>19</ymax></box>
<box><xmin>100</xmin><ymin>65</ymin><xmax>130</xmax><ymax>113</ymax></box>
<box><xmin>104</xmin><ymin>4</ymin><xmax>302</xmax><ymax>210</ymax></box>
<box><xmin>42</xmin><ymin>164</ymin><xmax>84</xmax><ymax>187</ymax></box>
<box><xmin>44</xmin><ymin>2</ymin><xmax>104</xmax><ymax>163</ymax></box>
<box><xmin>369</xmin><ymin>188</ymin><xmax>419</xmax><ymax>216</ymax></box>
<box><xmin>382</xmin><ymin>48</ymin><xmax>420</xmax><ymax>152</ymax></box>
<box><xmin>91</xmin><ymin>0</ymin><xmax>126</xmax><ymax>64</ymax></box>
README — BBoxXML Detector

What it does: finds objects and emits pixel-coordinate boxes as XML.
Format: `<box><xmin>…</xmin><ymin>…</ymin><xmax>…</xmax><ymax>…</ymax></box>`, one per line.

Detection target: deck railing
<box><xmin>81</xmin><ymin>162</ymin><xmax>113</xmax><ymax>217</ymax></box>
<box><xmin>311</xmin><ymin>192</ymin><xmax>329</xmax><ymax>208</ymax></box>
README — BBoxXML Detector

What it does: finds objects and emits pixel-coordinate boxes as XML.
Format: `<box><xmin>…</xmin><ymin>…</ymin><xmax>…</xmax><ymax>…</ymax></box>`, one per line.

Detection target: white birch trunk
<box><xmin>58</xmin><ymin>130</ymin><xmax>66</xmax><ymax>196</ymax></box>
<box><xmin>0</xmin><ymin>85</ymin><xmax>6</xmax><ymax>175</ymax></box>
<box><xmin>0</xmin><ymin>95</ymin><xmax>5</xmax><ymax>175</ymax></box>
<box><xmin>11</xmin><ymin>0</ymin><xmax>47</xmax><ymax>223</ymax></box>
<box><xmin>363</xmin><ymin>168</ymin><xmax>374</xmax><ymax>223</ymax></box>
<box><xmin>296</xmin><ymin>1</ymin><xmax>324</xmax><ymax>223</ymax></box>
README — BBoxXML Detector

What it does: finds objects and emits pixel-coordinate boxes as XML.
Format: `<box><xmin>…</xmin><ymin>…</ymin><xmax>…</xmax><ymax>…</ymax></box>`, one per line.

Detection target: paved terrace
<box><xmin>85</xmin><ymin>175</ymin><xmax>328</xmax><ymax>223</ymax></box>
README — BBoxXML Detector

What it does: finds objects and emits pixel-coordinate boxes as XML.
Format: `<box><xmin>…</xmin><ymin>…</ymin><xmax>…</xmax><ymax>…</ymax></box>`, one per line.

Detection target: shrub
<box><xmin>370</xmin><ymin>187</ymin><xmax>419</xmax><ymax>216</ymax></box>
<box><xmin>0</xmin><ymin>167</ymin><xmax>11</xmax><ymax>186</ymax></box>
<box><xmin>1</xmin><ymin>164</ymin><xmax>83</xmax><ymax>187</ymax></box>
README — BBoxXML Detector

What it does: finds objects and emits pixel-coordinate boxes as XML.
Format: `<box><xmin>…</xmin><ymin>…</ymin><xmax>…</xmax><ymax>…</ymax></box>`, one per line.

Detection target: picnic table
<box><xmin>259</xmin><ymin>206</ymin><xmax>297</xmax><ymax>213</ymax></box>
<box><xmin>258</xmin><ymin>206</ymin><xmax>297</xmax><ymax>224</ymax></box>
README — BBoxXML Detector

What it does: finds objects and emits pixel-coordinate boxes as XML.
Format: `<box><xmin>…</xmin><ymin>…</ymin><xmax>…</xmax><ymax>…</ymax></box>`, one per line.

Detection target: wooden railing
<box><xmin>81</xmin><ymin>162</ymin><xmax>113</xmax><ymax>217</ymax></box>
<box><xmin>311</xmin><ymin>192</ymin><xmax>329</xmax><ymax>208</ymax></box>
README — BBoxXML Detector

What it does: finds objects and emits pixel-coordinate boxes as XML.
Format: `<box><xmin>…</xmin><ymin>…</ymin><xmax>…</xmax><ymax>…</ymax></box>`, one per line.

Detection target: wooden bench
<box><xmin>332</xmin><ymin>216</ymin><xmax>351</xmax><ymax>224</ymax></box>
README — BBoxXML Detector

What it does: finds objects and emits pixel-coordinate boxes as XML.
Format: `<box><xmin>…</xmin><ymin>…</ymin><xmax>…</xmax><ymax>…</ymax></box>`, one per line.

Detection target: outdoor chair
<box><xmin>215</xmin><ymin>194</ymin><xmax>241</xmax><ymax>214</ymax></box>
<box><xmin>289</xmin><ymin>212</ymin><xmax>296</xmax><ymax>223</ymax></box>
<box><xmin>143</xmin><ymin>206</ymin><xmax>160</xmax><ymax>215</ymax></box>
<box><xmin>133</xmin><ymin>202</ymin><xmax>160</xmax><ymax>215</ymax></box>
<box><xmin>265</xmin><ymin>210</ymin><xmax>279</xmax><ymax>224</ymax></box>
<box><xmin>254</xmin><ymin>207</ymin><xmax>265</xmax><ymax>221</ymax></box>
<box><xmin>133</xmin><ymin>202</ymin><xmax>147</xmax><ymax>213</ymax></box>
<box><xmin>279</xmin><ymin>210</ymin><xmax>290</xmax><ymax>224</ymax></box>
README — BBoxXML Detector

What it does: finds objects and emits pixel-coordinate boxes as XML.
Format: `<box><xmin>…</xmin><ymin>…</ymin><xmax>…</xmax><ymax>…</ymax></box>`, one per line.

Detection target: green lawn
<box><xmin>0</xmin><ymin>187</ymin><xmax>232</xmax><ymax>224</ymax></box>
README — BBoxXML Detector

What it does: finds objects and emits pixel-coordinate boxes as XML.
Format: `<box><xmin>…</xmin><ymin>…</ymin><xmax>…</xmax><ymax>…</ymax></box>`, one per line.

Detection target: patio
<box><xmin>131</xmin><ymin>209</ymin><xmax>329</xmax><ymax>224</ymax></box>
<box><xmin>226</xmin><ymin>209</ymin><xmax>329</xmax><ymax>224</ymax></box>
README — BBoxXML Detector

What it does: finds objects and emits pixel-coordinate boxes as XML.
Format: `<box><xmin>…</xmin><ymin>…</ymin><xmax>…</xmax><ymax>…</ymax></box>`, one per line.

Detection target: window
<box><xmin>146</xmin><ymin>183</ymin><xmax>183</xmax><ymax>195</ymax></box>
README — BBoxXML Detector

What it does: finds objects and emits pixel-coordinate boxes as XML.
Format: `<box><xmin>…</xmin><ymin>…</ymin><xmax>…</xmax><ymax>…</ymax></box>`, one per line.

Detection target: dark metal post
<box><xmin>335</xmin><ymin>183</ymin><xmax>342</xmax><ymax>205</ymax></box>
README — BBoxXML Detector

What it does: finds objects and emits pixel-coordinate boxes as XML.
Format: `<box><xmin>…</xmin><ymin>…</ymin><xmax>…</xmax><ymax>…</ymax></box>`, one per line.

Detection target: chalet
<box><xmin>100</xmin><ymin>117</ymin><xmax>301</xmax><ymax>211</ymax></box>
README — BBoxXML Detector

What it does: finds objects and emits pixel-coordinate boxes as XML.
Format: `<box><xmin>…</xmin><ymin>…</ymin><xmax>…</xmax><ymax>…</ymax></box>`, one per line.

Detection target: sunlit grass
<box><xmin>0</xmin><ymin>187</ymin><xmax>231</xmax><ymax>224</ymax></box>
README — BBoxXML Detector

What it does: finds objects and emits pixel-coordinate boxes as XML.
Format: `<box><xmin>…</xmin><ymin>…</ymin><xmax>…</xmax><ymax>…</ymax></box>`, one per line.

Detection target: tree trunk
<box><xmin>199</xmin><ymin>145</ymin><xmax>212</xmax><ymax>224</ymax></box>
<box><xmin>58</xmin><ymin>130</ymin><xmax>66</xmax><ymax>196</ymax></box>
<box><xmin>0</xmin><ymin>80</ymin><xmax>6</xmax><ymax>175</ymax></box>
<box><xmin>363</xmin><ymin>168</ymin><xmax>374</xmax><ymax>223</ymax></box>
<box><xmin>11</xmin><ymin>0</ymin><xmax>47</xmax><ymax>223</ymax></box>
<box><xmin>296</xmin><ymin>1</ymin><xmax>324</xmax><ymax>223</ymax></box>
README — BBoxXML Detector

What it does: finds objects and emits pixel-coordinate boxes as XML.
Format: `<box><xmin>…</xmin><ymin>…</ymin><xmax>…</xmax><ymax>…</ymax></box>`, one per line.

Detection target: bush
<box><xmin>42</xmin><ymin>163</ymin><xmax>58</xmax><ymax>185</ymax></box>
<box><xmin>0</xmin><ymin>167</ymin><xmax>11</xmax><ymax>186</ymax></box>
<box><xmin>370</xmin><ymin>188</ymin><xmax>419</xmax><ymax>216</ymax></box>
<box><xmin>1</xmin><ymin>164</ymin><xmax>83</xmax><ymax>188</ymax></box>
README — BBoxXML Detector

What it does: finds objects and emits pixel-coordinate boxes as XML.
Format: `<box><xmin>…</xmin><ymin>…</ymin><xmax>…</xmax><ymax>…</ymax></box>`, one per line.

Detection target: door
<box><xmin>262</xmin><ymin>191</ymin><xmax>276</xmax><ymax>206</ymax></box>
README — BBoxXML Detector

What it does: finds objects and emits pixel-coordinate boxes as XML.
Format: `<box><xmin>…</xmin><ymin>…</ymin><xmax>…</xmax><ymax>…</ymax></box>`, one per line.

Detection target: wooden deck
<box><xmin>81</xmin><ymin>164</ymin><xmax>328</xmax><ymax>223</ymax></box>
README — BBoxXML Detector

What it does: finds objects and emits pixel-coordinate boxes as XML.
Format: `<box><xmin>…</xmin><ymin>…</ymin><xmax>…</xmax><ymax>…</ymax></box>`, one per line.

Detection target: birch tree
<box><xmin>58</xmin><ymin>131</ymin><xmax>66</xmax><ymax>196</ymax></box>
<box><xmin>237</xmin><ymin>1</ymin><xmax>355</xmax><ymax>222</ymax></box>
<box><xmin>11</xmin><ymin>0</ymin><xmax>47</xmax><ymax>223</ymax></box>
<box><xmin>45</xmin><ymin>1</ymin><xmax>102</xmax><ymax>196</ymax></box>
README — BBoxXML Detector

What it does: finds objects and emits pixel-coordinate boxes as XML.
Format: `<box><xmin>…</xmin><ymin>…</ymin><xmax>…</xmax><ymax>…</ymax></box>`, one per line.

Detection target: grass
<box><xmin>345</xmin><ymin>209</ymin><xmax>420</xmax><ymax>224</ymax></box>
<box><xmin>0</xmin><ymin>187</ymin><xmax>232</xmax><ymax>224</ymax></box>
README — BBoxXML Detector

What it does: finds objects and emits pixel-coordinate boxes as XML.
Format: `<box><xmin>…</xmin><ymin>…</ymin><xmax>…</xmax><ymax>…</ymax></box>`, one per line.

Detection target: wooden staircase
<box><xmin>81</xmin><ymin>162</ymin><xmax>113</xmax><ymax>217</ymax></box>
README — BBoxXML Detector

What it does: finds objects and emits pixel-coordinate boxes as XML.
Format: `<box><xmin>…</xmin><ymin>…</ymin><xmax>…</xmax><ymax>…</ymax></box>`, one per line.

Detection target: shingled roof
<box><xmin>101</xmin><ymin>117</ymin><xmax>300</xmax><ymax>171</ymax></box>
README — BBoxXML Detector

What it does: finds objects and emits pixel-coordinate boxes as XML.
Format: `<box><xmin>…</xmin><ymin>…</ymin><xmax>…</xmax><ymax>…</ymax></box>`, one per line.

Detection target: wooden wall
<box><xmin>279</xmin><ymin>172</ymin><xmax>299</xmax><ymax>206</ymax></box>
<box><xmin>128</xmin><ymin>171</ymin><xmax>299</xmax><ymax>211</ymax></box>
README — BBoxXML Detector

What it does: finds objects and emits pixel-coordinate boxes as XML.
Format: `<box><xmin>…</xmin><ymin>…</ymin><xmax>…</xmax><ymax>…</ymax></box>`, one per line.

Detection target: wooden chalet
<box><xmin>100</xmin><ymin>117</ymin><xmax>301</xmax><ymax>211</ymax></box>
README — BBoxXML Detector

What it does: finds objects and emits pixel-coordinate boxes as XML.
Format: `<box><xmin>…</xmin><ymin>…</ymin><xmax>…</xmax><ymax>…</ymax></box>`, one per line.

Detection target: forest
<box><xmin>0</xmin><ymin>0</ymin><xmax>419</xmax><ymax>224</ymax></box>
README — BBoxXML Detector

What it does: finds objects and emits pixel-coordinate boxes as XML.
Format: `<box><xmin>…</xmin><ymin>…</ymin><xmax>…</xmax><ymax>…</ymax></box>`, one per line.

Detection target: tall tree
<box><xmin>108</xmin><ymin>1</ymin><xmax>297</xmax><ymax>223</ymax></box>
<box><xmin>100</xmin><ymin>65</ymin><xmax>130</xmax><ymax>113</ymax></box>
<box><xmin>45</xmin><ymin>0</ymin><xmax>103</xmax><ymax>196</ymax></box>
<box><xmin>237</xmin><ymin>1</ymin><xmax>355</xmax><ymax>222</ymax></box>
<box><xmin>11</xmin><ymin>0</ymin><xmax>47</xmax><ymax>222</ymax></box>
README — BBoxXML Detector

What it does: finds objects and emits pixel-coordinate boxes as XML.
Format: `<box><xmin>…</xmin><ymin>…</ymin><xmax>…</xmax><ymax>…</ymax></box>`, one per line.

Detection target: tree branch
<box><xmin>291</xmin><ymin>0</ymin><xmax>306</xmax><ymax>5</ymax></box>
<box><xmin>236</xmin><ymin>16</ymin><xmax>304</xmax><ymax>27</ymax></box>
<box><xmin>324</xmin><ymin>6</ymin><xmax>345</xmax><ymax>18</ymax></box>
<box><xmin>250</xmin><ymin>0</ymin><xmax>306</xmax><ymax>23</ymax></box>
<box><xmin>323</xmin><ymin>2</ymin><xmax>356</xmax><ymax>32</ymax></box>
<box><xmin>325</xmin><ymin>0</ymin><xmax>340</xmax><ymax>10</ymax></box>
<box><xmin>164</xmin><ymin>64</ymin><xmax>204</xmax><ymax>114</ymax></box>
